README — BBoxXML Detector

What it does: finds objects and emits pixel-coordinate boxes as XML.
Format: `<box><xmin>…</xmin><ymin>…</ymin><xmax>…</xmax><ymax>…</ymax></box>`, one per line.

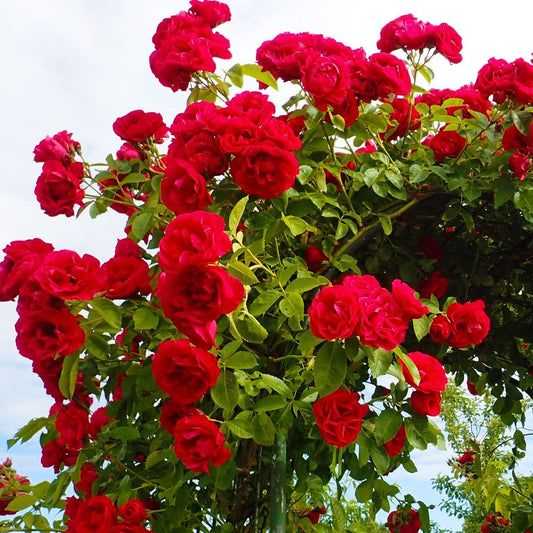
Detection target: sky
<box><xmin>1</xmin><ymin>0</ymin><xmax>532</xmax><ymax>529</ymax></box>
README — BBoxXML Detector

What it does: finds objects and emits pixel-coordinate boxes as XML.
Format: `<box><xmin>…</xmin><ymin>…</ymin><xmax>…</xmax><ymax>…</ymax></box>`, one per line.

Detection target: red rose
<box><xmin>74</xmin><ymin>495</ymin><xmax>117</xmax><ymax>533</ymax></box>
<box><xmin>33</xmin><ymin>250</ymin><xmax>101</xmax><ymax>301</ymax></box>
<box><xmin>112</xmin><ymin>110</ymin><xmax>168</xmax><ymax>143</ymax></box>
<box><xmin>116</xmin><ymin>142</ymin><xmax>141</xmax><ymax>161</ymax></box>
<box><xmin>189</xmin><ymin>0</ymin><xmax>231</xmax><ymax>28</ymax></box>
<box><xmin>387</xmin><ymin>508</ymin><xmax>421</xmax><ymax>533</ymax></box>
<box><xmin>218</xmin><ymin>117</ymin><xmax>259</xmax><ymax>154</ymax></box>
<box><xmin>55</xmin><ymin>402</ymin><xmax>90</xmax><ymax>450</ymax></box>
<box><xmin>158</xmin><ymin>211</ymin><xmax>232</xmax><ymax>270</ymax></box>
<box><xmin>74</xmin><ymin>463</ymin><xmax>99</xmax><ymax>498</ymax></box>
<box><xmin>161</xmin><ymin>159</ymin><xmax>212</xmax><ymax>214</ymax></box>
<box><xmin>35</xmin><ymin>160</ymin><xmax>85</xmax><ymax>217</ymax></box>
<box><xmin>305</xmin><ymin>245</ymin><xmax>329</xmax><ymax>273</ymax></box>
<box><xmin>429</xmin><ymin>314</ymin><xmax>452</xmax><ymax>344</ymax></box>
<box><xmin>41</xmin><ymin>438</ymin><xmax>78</xmax><ymax>473</ymax></box>
<box><xmin>89</xmin><ymin>406</ymin><xmax>112</xmax><ymax>438</ymax></box>
<box><xmin>377</xmin><ymin>14</ymin><xmax>434</xmax><ymax>53</ymax></box>
<box><xmin>160</xmin><ymin>399</ymin><xmax>201</xmax><ymax>433</ymax></box>
<box><xmin>457</xmin><ymin>450</ymin><xmax>475</xmax><ymax>464</ymax></box>
<box><xmin>509</xmin><ymin>150</ymin><xmax>532</xmax><ymax>180</ymax></box>
<box><xmin>419</xmin><ymin>271</ymin><xmax>448</xmax><ymax>299</ymax></box>
<box><xmin>502</xmin><ymin>123</ymin><xmax>533</xmax><ymax>155</ymax></box>
<box><xmin>513</xmin><ymin>57</ymin><xmax>533</xmax><ymax>104</ymax></box>
<box><xmin>230</xmin><ymin>143</ymin><xmax>299</xmax><ymax>199</ymax></box>
<box><xmin>410</xmin><ymin>390</ymin><xmax>442</xmax><ymax>416</ymax></box>
<box><xmin>429</xmin><ymin>129</ymin><xmax>466</xmax><ymax>162</ymax></box>
<box><xmin>383</xmin><ymin>97</ymin><xmax>421</xmax><ymax>140</ymax></box>
<box><xmin>0</xmin><ymin>238</ymin><xmax>54</xmax><ymax>301</ymax></box>
<box><xmin>355</xmin><ymin>286</ymin><xmax>407</xmax><ymax>351</ymax></box>
<box><xmin>363</xmin><ymin>53</ymin><xmax>412</xmax><ymax>101</ymax></box>
<box><xmin>400</xmin><ymin>351</ymin><xmax>447</xmax><ymax>393</ymax></box>
<box><xmin>308</xmin><ymin>285</ymin><xmax>359</xmax><ymax>341</ymax></box>
<box><xmin>33</xmin><ymin>130</ymin><xmax>80</xmax><ymax>165</ymax></box>
<box><xmin>446</xmin><ymin>300</ymin><xmax>490</xmax><ymax>348</ymax></box>
<box><xmin>391</xmin><ymin>280</ymin><xmax>429</xmax><ymax>322</ymax></box>
<box><xmin>151</xmin><ymin>339</ymin><xmax>220</xmax><ymax>404</ymax></box>
<box><xmin>15</xmin><ymin>309</ymin><xmax>85</xmax><ymax>361</ymax></box>
<box><xmin>223</xmin><ymin>90</ymin><xmax>276</xmax><ymax>124</ymax></box>
<box><xmin>342</xmin><ymin>274</ymin><xmax>381</xmax><ymax>297</ymax></box>
<box><xmin>168</xmin><ymin>132</ymin><xmax>228</xmax><ymax>178</ymax></box>
<box><xmin>301</xmin><ymin>53</ymin><xmax>350</xmax><ymax>110</ymax></box>
<box><xmin>31</xmin><ymin>357</ymin><xmax>64</xmax><ymax>401</ymax></box>
<box><xmin>156</xmin><ymin>264</ymin><xmax>244</xmax><ymax>327</ymax></box>
<box><xmin>433</xmin><ymin>23</ymin><xmax>462</xmax><ymax>64</ymax></box>
<box><xmin>170</xmin><ymin>101</ymin><xmax>220</xmax><ymax>142</ymax></box>
<box><xmin>312</xmin><ymin>388</ymin><xmax>369</xmax><ymax>448</ymax></box>
<box><xmin>474</xmin><ymin>58</ymin><xmax>515</xmax><ymax>104</ymax></box>
<box><xmin>16</xmin><ymin>278</ymin><xmax>64</xmax><ymax>314</ymax></box>
<box><xmin>173</xmin><ymin>413</ymin><xmax>231</xmax><ymax>473</ymax></box>
<box><xmin>118</xmin><ymin>499</ymin><xmax>147</xmax><ymax>525</ymax></box>
<box><xmin>383</xmin><ymin>425</ymin><xmax>406</xmax><ymax>457</ymax></box>
<box><xmin>100</xmin><ymin>256</ymin><xmax>152</xmax><ymax>299</ymax></box>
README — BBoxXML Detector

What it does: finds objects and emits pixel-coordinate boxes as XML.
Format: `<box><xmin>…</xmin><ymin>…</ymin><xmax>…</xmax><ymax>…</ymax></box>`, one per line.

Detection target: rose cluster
<box><xmin>33</xmin><ymin>130</ymin><xmax>84</xmax><ymax>217</ymax></box>
<box><xmin>309</xmin><ymin>274</ymin><xmax>428</xmax><ymax>350</ymax></box>
<box><xmin>162</xmin><ymin>90</ymin><xmax>301</xmax><ymax>201</ymax></box>
<box><xmin>149</xmin><ymin>0</ymin><xmax>231</xmax><ymax>91</ymax></box>
<box><xmin>65</xmin><ymin>495</ymin><xmax>150</xmax><ymax>533</ymax></box>
<box><xmin>256</xmin><ymin>31</ymin><xmax>412</xmax><ymax>127</ymax></box>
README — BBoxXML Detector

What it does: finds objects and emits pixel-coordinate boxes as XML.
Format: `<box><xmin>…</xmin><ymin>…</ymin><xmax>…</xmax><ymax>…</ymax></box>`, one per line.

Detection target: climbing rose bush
<box><xmin>2</xmin><ymin>1</ymin><xmax>533</xmax><ymax>531</ymax></box>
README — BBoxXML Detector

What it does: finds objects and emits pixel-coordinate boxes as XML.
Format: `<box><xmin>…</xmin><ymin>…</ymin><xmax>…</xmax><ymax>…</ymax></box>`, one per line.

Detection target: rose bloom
<box><xmin>377</xmin><ymin>14</ymin><xmax>434</xmax><ymax>53</ymax></box>
<box><xmin>16</xmin><ymin>278</ymin><xmax>64</xmax><ymax>314</ymax></box>
<box><xmin>359</xmin><ymin>53</ymin><xmax>412</xmax><ymax>101</ymax></box>
<box><xmin>429</xmin><ymin>314</ymin><xmax>452</xmax><ymax>344</ymax></box>
<box><xmin>513</xmin><ymin>57</ymin><xmax>533</xmax><ymax>104</ymax></box>
<box><xmin>112</xmin><ymin>109</ymin><xmax>168</xmax><ymax>143</ymax></box>
<box><xmin>342</xmin><ymin>274</ymin><xmax>381</xmax><ymax>297</ymax></box>
<box><xmin>383</xmin><ymin>97</ymin><xmax>421</xmax><ymax>141</ymax></box>
<box><xmin>151</xmin><ymin>338</ymin><xmax>220</xmax><ymax>404</ymax></box>
<box><xmin>118</xmin><ymin>499</ymin><xmax>147</xmax><ymax>525</ymax></box>
<box><xmin>433</xmin><ymin>23</ymin><xmax>462</xmax><ymax>64</ymax></box>
<box><xmin>156</xmin><ymin>264</ymin><xmax>244</xmax><ymax>327</ymax></box>
<box><xmin>33</xmin><ymin>130</ymin><xmax>80</xmax><ymax>165</ymax></box>
<box><xmin>308</xmin><ymin>285</ymin><xmax>359</xmax><ymax>341</ymax></box>
<box><xmin>15</xmin><ymin>309</ymin><xmax>85</xmax><ymax>361</ymax></box>
<box><xmin>159</xmin><ymin>211</ymin><xmax>231</xmax><ymax>270</ymax></box>
<box><xmin>391</xmin><ymin>280</ymin><xmax>428</xmax><ymax>322</ymax></box>
<box><xmin>33</xmin><ymin>249</ymin><xmax>101</xmax><ymax>301</ymax></box>
<box><xmin>74</xmin><ymin>495</ymin><xmax>118</xmax><ymax>533</ymax></box>
<box><xmin>89</xmin><ymin>406</ymin><xmax>112</xmax><ymax>439</ymax></box>
<box><xmin>223</xmin><ymin>90</ymin><xmax>276</xmax><ymax>124</ymax></box>
<box><xmin>419</xmin><ymin>271</ymin><xmax>448</xmax><ymax>299</ymax></box>
<box><xmin>446</xmin><ymin>300</ymin><xmax>490</xmax><ymax>348</ymax></box>
<box><xmin>383</xmin><ymin>425</ymin><xmax>406</xmax><ymax>457</ymax></box>
<box><xmin>55</xmin><ymin>401</ymin><xmax>90</xmax><ymax>450</ymax></box>
<box><xmin>74</xmin><ymin>463</ymin><xmax>99</xmax><ymax>499</ymax></box>
<box><xmin>35</xmin><ymin>160</ymin><xmax>85</xmax><ymax>217</ymax></box>
<box><xmin>189</xmin><ymin>0</ymin><xmax>231</xmax><ymax>28</ymax></box>
<box><xmin>161</xmin><ymin>159</ymin><xmax>212</xmax><ymax>215</ymax></box>
<box><xmin>230</xmin><ymin>143</ymin><xmax>299</xmax><ymax>199</ymax></box>
<box><xmin>173</xmin><ymin>413</ymin><xmax>231</xmax><ymax>473</ymax></box>
<box><xmin>429</xmin><ymin>129</ymin><xmax>466</xmax><ymax>163</ymax></box>
<box><xmin>502</xmin><ymin>123</ymin><xmax>533</xmax><ymax>155</ymax></box>
<box><xmin>410</xmin><ymin>390</ymin><xmax>442</xmax><ymax>416</ymax></box>
<box><xmin>160</xmin><ymin>399</ymin><xmax>201</xmax><ymax>433</ymax></box>
<box><xmin>170</xmin><ymin>100</ymin><xmax>220</xmax><ymax>143</ymax></box>
<box><xmin>387</xmin><ymin>509</ymin><xmax>421</xmax><ymax>533</ymax></box>
<box><xmin>41</xmin><ymin>438</ymin><xmax>78</xmax><ymax>473</ymax></box>
<box><xmin>474</xmin><ymin>57</ymin><xmax>516</xmax><ymax>104</ymax></box>
<box><xmin>457</xmin><ymin>450</ymin><xmax>475</xmax><ymax>464</ymax></box>
<box><xmin>312</xmin><ymin>388</ymin><xmax>369</xmax><ymax>448</ymax></box>
<box><xmin>305</xmin><ymin>245</ymin><xmax>329</xmax><ymax>273</ymax></box>
<box><xmin>100</xmin><ymin>256</ymin><xmax>152</xmax><ymax>299</ymax></box>
<box><xmin>0</xmin><ymin>238</ymin><xmax>54</xmax><ymax>301</ymax></box>
<box><xmin>400</xmin><ymin>351</ymin><xmax>447</xmax><ymax>393</ymax></box>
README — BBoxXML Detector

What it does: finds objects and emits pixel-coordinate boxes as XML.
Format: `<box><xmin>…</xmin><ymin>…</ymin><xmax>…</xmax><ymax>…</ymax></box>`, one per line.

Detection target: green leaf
<box><xmin>368</xmin><ymin>348</ymin><xmax>393</xmax><ymax>377</ymax></box>
<box><xmin>409</xmin><ymin>164</ymin><xmax>430</xmax><ymax>184</ymax></box>
<box><xmin>7</xmin><ymin>417</ymin><xmax>49</xmax><ymax>448</ymax></box>
<box><xmin>120</xmin><ymin>172</ymin><xmax>147</xmax><ymax>185</ymax></box>
<box><xmin>396</xmin><ymin>350</ymin><xmax>421</xmax><ymax>386</ymax></box>
<box><xmin>5</xmin><ymin>494</ymin><xmax>38</xmax><ymax>512</ymax></box>
<box><xmin>369</xmin><ymin>446</ymin><xmax>390</xmax><ymax>474</ymax></box>
<box><xmin>355</xmin><ymin>478</ymin><xmax>373</xmax><ymax>502</ymax></box>
<box><xmin>378</xmin><ymin>213</ymin><xmax>393</xmax><ymax>236</ymax></box>
<box><xmin>233</xmin><ymin>313</ymin><xmax>268</xmax><ymax>343</ymax></box>
<box><xmin>59</xmin><ymin>352</ymin><xmax>79</xmax><ymax>399</ymax></box>
<box><xmin>251</xmin><ymin>413</ymin><xmax>275</xmax><ymax>445</ymax></box>
<box><xmin>85</xmin><ymin>333</ymin><xmax>111</xmax><ymax>360</ymax></box>
<box><xmin>227</xmin><ymin>261</ymin><xmax>259</xmax><ymax>285</ymax></box>
<box><xmin>248</xmin><ymin>290</ymin><xmax>282</xmax><ymax>315</ymax></box>
<box><xmin>296</xmin><ymin>165</ymin><xmax>315</xmax><ymax>185</ymax></box>
<box><xmin>133</xmin><ymin>307</ymin><xmax>159</xmax><ymax>330</ymax></box>
<box><xmin>90</xmin><ymin>298</ymin><xmax>122</xmax><ymax>331</ymax></box>
<box><xmin>281</xmin><ymin>214</ymin><xmax>316</xmax><ymax>236</ymax></box>
<box><xmin>211</xmin><ymin>369</ymin><xmax>239</xmax><ymax>410</ymax></box>
<box><xmin>241</xmin><ymin>63</ymin><xmax>278</xmax><ymax>90</ymax></box>
<box><xmin>331</xmin><ymin>500</ymin><xmax>346</xmax><ymax>530</ymax></box>
<box><xmin>493</xmin><ymin>177</ymin><xmax>516</xmax><ymax>209</ymax></box>
<box><xmin>254</xmin><ymin>395</ymin><xmax>288</xmax><ymax>412</ymax></box>
<box><xmin>374</xmin><ymin>409</ymin><xmax>403</xmax><ymax>445</ymax></box>
<box><xmin>226</xmin><ymin>63</ymin><xmax>243</xmax><ymax>88</ymax></box>
<box><xmin>330</xmin><ymin>113</ymin><xmax>345</xmax><ymax>131</ymax></box>
<box><xmin>130</xmin><ymin>211</ymin><xmax>154</xmax><ymax>241</ymax></box>
<box><xmin>229</xmin><ymin>195</ymin><xmax>249</xmax><ymax>234</ymax></box>
<box><xmin>224</xmin><ymin>350</ymin><xmax>258</xmax><ymax>370</ymax></box>
<box><xmin>260</xmin><ymin>373</ymin><xmax>292</xmax><ymax>398</ymax></box>
<box><xmin>285</xmin><ymin>277</ymin><xmax>326</xmax><ymax>294</ymax></box>
<box><xmin>412</xmin><ymin>315</ymin><xmax>431</xmax><ymax>341</ymax></box>
<box><xmin>313</xmin><ymin>343</ymin><xmax>347</xmax><ymax>397</ymax></box>
<box><xmin>226</xmin><ymin>411</ymin><xmax>254</xmax><ymax>439</ymax></box>
<box><xmin>511</xmin><ymin>110</ymin><xmax>533</xmax><ymax>136</ymax></box>
<box><xmin>107</xmin><ymin>426</ymin><xmax>141</xmax><ymax>441</ymax></box>
<box><xmin>404</xmin><ymin>418</ymin><xmax>428</xmax><ymax>450</ymax></box>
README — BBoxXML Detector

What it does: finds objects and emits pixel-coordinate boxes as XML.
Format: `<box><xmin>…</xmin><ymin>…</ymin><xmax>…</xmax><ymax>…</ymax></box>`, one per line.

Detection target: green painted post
<box><xmin>270</xmin><ymin>432</ymin><xmax>286</xmax><ymax>532</ymax></box>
